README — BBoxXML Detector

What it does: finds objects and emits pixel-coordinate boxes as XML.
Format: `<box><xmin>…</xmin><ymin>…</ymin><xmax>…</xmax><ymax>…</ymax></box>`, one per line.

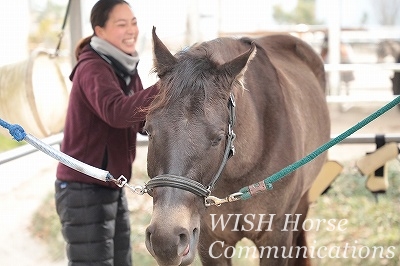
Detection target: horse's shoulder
<box><xmin>252</xmin><ymin>34</ymin><xmax>326</xmax><ymax>91</ymax></box>
<box><xmin>202</xmin><ymin>37</ymin><xmax>250</xmax><ymax>63</ymax></box>
<box><xmin>256</xmin><ymin>34</ymin><xmax>315</xmax><ymax>57</ymax></box>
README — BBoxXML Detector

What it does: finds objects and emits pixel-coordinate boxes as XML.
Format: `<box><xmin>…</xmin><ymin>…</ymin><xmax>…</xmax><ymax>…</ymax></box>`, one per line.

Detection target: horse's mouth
<box><xmin>181</xmin><ymin>244</ymin><xmax>190</xmax><ymax>256</ymax></box>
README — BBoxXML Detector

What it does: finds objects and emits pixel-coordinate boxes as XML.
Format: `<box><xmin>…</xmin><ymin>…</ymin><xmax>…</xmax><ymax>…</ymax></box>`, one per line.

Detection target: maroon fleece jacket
<box><xmin>56</xmin><ymin>45</ymin><xmax>158</xmax><ymax>188</ymax></box>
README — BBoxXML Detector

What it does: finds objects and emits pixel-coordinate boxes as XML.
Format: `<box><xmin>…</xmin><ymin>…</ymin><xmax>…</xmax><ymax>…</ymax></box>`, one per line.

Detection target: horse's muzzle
<box><xmin>145</xmin><ymin>224</ymin><xmax>199</xmax><ymax>266</ymax></box>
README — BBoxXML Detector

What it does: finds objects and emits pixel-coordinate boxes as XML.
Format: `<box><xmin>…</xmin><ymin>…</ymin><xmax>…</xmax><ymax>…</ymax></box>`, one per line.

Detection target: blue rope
<box><xmin>0</xmin><ymin>119</ymin><xmax>26</xmax><ymax>141</ymax></box>
<box><xmin>239</xmin><ymin>95</ymin><xmax>400</xmax><ymax>200</ymax></box>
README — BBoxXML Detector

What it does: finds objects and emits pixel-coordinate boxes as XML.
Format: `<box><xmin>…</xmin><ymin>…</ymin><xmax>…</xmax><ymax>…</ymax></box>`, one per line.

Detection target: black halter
<box><xmin>145</xmin><ymin>93</ymin><xmax>236</xmax><ymax>199</ymax></box>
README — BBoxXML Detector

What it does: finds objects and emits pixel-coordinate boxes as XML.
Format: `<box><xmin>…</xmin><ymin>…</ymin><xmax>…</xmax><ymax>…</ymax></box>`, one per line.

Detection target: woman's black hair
<box><xmin>90</xmin><ymin>0</ymin><xmax>130</xmax><ymax>30</ymax></box>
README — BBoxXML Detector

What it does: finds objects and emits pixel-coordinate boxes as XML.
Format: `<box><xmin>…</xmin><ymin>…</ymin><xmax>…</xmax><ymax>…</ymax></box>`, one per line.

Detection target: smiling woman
<box><xmin>92</xmin><ymin>2</ymin><xmax>139</xmax><ymax>55</ymax></box>
<box><xmin>54</xmin><ymin>1</ymin><xmax>159</xmax><ymax>266</ymax></box>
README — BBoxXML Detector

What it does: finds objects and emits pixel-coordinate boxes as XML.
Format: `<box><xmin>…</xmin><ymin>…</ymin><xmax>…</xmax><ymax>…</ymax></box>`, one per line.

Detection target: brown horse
<box><xmin>376</xmin><ymin>39</ymin><xmax>400</xmax><ymax>63</ymax></box>
<box><xmin>144</xmin><ymin>27</ymin><xmax>330</xmax><ymax>266</ymax></box>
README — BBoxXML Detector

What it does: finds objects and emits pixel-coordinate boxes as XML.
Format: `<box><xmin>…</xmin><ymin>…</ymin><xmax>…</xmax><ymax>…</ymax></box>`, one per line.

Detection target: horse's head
<box><xmin>377</xmin><ymin>40</ymin><xmax>390</xmax><ymax>63</ymax></box>
<box><xmin>144</xmin><ymin>27</ymin><xmax>255</xmax><ymax>266</ymax></box>
<box><xmin>376</xmin><ymin>40</ymin><xmax>399</xmax><ymax>63</ymax></box>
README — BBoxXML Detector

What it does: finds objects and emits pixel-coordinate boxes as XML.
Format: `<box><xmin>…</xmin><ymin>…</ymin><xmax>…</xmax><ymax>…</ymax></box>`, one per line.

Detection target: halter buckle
<box><xmin>204</xmin><ymin>192</ymin><xmax>243</xmax><ymax>207</ymax></box>
<box><xmin>112</xmin><ymin>176</ymin><xmax>147</xmax><ymax>195</ymax></box>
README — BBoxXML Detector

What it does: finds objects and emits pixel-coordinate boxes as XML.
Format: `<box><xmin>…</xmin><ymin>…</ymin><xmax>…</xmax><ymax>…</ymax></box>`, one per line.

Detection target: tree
<box><xmin>28</xmin><ymin>0</ymin><xmax>66</xmax><ymax>51</ymax></box>
<box><xmin>371</xmin><ymin>0</ymin><xmax>400</xmax><ymax>25</ymax></box>
<box><xmin>273</xmin><ymin>0</ymin><xmax>322</xmax><ymax>25</ymax></box>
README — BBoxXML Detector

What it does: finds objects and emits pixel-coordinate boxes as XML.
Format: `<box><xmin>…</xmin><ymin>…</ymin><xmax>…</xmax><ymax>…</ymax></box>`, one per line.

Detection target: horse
<box><xmin>376</xmin><ymin>39</ymin><xmax>400</xmax><ymax>63</ymax></box>
<box><xmin>376</xmin><ymin>40</ymin><xmax>400</xmax><ymax>108</ymax></box>
<box><xmin>392</xmin><ymin>54</ymin><xmax>400</xmax><ymax>109</ymax></box>
<box><xmin>144</xmin><ymin>27</ymin><xmax>330</xmax><ymax>266</ymax></box>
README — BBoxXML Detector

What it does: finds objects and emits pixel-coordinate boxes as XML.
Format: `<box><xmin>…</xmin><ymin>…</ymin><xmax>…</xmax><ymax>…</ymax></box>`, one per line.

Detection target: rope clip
<box><xmin>205</xmin><ymin>192</ymin><xmax>243</xmax><ymax>207</ymax></box>
<box><xmin>112</xmin><ymin>175</ymin><xmax>147</xmax><ymax>195</ymax></box>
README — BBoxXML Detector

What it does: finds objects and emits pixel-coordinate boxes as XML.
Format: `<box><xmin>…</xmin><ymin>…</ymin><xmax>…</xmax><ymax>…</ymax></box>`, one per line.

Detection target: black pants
<box><xmin>55</xmin><ymin>180</ymin><xmax>132</xmax><ymax>266</ymax></box>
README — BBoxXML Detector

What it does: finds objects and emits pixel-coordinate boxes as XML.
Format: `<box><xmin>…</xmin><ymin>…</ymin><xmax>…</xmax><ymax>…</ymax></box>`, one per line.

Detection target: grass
<box><xmin>0</xmin><ymin>133</ymin><xmax>25</xmax><ymax>152</ymax></box>
<box><xmin>29</xmin><ymin>193</ymin><xmax>66</xmax><ymax>260</ymax></box>
<box><xmin>30</xmin><ymin>161</ymin><xmax>400</xmax><ymax>265</ymax></box>
<box><xmin>306</xmin><ymin>161</ymin><xmax>400</xmax><ymax>266</ymax></box>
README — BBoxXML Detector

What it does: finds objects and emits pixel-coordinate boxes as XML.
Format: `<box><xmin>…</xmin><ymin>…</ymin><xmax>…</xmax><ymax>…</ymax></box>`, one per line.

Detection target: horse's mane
<box><xmin>148</xmin><ymin>43</ymin><xmax>225</xmax><ymax>114</ymax></box>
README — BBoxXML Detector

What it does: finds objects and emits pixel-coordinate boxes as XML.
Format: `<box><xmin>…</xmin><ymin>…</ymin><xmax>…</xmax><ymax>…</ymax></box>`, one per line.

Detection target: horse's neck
<box><xmin>396</xmin><ymin>42</ymin><xmax>400</xmax><ymax>57</ymax></box>
<box><xmin>390</xmin><ymin>41</ymin><xmax>400</xmax><ymax>57</ymax></box>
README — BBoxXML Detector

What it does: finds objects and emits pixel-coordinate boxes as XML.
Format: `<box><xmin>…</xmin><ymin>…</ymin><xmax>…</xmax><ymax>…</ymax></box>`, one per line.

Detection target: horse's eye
<box><xmin>211</xmin><ymin>134</ymin><xmax>224</xmax><ymax>146</ymax></box>
<box><xmin>143</xmin><ymin>128</ymin><xmax>153</xmax><ymax>139</ymax></box>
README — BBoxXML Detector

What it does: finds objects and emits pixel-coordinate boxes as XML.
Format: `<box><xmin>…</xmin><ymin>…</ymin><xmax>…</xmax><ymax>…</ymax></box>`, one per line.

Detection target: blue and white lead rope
<box><xmin>0</xmin><ymin>119</ymin><xmax>113</xmax><ymax>182</ymax></box>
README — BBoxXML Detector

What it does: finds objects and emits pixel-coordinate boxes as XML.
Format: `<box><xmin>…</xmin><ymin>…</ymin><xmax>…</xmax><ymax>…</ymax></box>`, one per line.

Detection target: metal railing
<box><xmin>1</xmin><ymin>62</ymin><xmax>399</xmax><ymax>165</ymax></box>
<box><xmin>1</xmin><ymin>132</ymin><xmax>400</xmax><ymax>165</ymax></box>
<box><xmin>0</xmin><ymin>133</ymin><xmax>64</xmax><ymax>165</ymax></box>
<box><xmin>0</xmin><ymin>133</ymin><xmax>149</xmax><ymax>165</ymax></box>
<box><xmin>324</xmin><ymin>63</ymin><xmax>400</xmax><ymax>72</ymax></box>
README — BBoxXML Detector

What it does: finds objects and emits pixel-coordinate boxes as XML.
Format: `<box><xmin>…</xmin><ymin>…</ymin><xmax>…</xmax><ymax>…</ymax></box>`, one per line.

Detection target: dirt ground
<box><xmin>0</xmin><ymin>100</ymin><xmax>399</xmax><ymax>266</ymax></box>
<box><xmin>0</xmin><ymin>152</ymin><xmax>66</xmax><ymax>266</ymax></box>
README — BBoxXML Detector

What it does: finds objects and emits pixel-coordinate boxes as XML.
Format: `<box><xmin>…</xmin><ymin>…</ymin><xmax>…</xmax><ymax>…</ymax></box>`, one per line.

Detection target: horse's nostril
<box><xmin>179</xmin><ymin>232</ymin><xmax>188</xmax><ymax>244</ymax></box>
<box><xmin>145</xmin><ymin>228</ymin><xmax>153</xmax><ymax>250</ymax></box>
<box><xmin>178</xmin><ymin>232</ymin><xmax>190</xmax><ymax>256</ymax></box>
<box><xmin>192</xmin><ymin>227</ymin><xmax>199</xmax><ymax>240</ymax></box>
<box><xmin>145</xmin><ymin>226</ymin><xmax>151</xmax><ymax>237</ymax></box>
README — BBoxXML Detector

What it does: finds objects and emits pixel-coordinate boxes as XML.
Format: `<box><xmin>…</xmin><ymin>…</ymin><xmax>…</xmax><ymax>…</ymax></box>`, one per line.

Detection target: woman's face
<box><xmin>96</xmin><ymin>3</ymin><xmax>139</xmax><ymax>54</ymax></box>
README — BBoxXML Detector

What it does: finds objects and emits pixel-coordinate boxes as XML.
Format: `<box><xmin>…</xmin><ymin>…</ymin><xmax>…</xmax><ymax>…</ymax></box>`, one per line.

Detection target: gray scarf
<box><xmin>90</xmin><ymin>36</ymin><xmax>139</xmax><ymax>85</ymax></box>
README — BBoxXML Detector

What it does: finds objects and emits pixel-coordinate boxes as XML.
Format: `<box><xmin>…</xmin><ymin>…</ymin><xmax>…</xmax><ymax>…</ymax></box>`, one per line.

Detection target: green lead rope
<box><xmin>239</xmin><ymin>96</ymin><xmax>400</xmax><ymax>200</ymax></box>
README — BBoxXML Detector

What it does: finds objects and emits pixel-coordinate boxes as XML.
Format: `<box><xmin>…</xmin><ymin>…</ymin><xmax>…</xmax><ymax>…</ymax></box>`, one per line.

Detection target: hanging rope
<box><xmin>51</xmin><ymin>0</ymin><xmax>72</xmax><ymax>57</ymax></box>
<box><xmin>238</xmin><ymin>95</ymin><xmax>400</xmax><ymax>200</ymax></box>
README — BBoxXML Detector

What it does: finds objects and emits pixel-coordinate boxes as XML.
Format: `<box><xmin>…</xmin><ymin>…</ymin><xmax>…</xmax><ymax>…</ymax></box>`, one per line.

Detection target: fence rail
<box><xmin>1</xmin><ymin>61</ymin><xmax>399</xmax><ymax>164</ymax></box>
<box><xmin>0</xmin><ymin>133</ymin><xmax>149</xmax><ymax>165</ymax></box>
<box><xmin>324</xmin><ymin>63</ymin><xmax>400</xmax><ymax>72</ymax></box>
<box><xmin>326</xmin><ymin>95</ymin><xmax>399</xmax><ymax>103</ymax></box>
<box><xmin>1</xmin><ymin>132</ymin><xmax>399</xmax><ymax>165</ymax></box>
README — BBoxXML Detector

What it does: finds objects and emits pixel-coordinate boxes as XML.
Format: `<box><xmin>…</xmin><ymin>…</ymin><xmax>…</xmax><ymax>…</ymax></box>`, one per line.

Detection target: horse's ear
<box><xmin>218</xmin><ymin>42</ymin><xmax>257</xmax><ymax>88</ymax></box>
<box><xmin>152</xmin><ymin>26</ymin><xmax>177</xmax><ymax>77</ymax></box>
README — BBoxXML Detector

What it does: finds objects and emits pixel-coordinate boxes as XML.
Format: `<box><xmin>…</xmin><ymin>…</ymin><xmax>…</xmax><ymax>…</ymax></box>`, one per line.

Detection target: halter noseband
<box><xmin>145</xmin><ymin>93</ymin><xmax>237</xmax><ymax>205</ymax></box>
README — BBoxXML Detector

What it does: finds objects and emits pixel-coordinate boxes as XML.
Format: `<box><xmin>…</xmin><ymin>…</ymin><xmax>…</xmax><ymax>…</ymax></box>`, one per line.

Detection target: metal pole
<box><xmin>327</xmin><ymin>0</ymin><xmax>341</xmax><ymax>95</ymax></box>
<box><xmin>186</xmin><ymin>0</ymin><xmax>200</xmax><ymax>44</ymax></box>
<box><xmin>69</xmin><ymin>0</ymin><xmax>83</xmax><ymax>66</ymax></box>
